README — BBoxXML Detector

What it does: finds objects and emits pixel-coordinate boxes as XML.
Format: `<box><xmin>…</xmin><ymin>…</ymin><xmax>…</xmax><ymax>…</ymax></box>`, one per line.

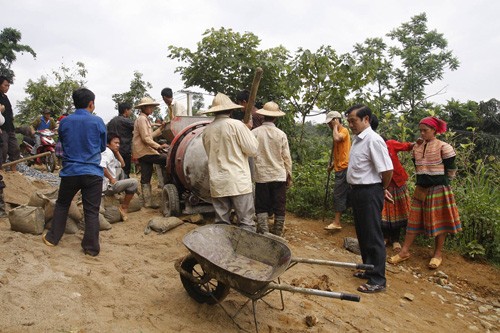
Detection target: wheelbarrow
<box><xmin>175</xmin><ymin>224</ymin><xmax>373</xmax><ymax>332</ymax></box>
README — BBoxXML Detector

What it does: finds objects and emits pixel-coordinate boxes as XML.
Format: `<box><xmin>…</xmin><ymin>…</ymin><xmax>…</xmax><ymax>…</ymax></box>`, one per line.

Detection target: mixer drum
<box><xmin>174</xmin><ymin>125</ymin><xmax>212</xmax><ymax>203</ymax></box>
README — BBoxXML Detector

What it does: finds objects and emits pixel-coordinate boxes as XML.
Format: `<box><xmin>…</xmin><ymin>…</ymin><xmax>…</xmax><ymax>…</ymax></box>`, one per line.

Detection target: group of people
<box><xmin>2</xmin><ymin>74</ymin><xmax>461</xmax><ymax>294</ymax></box>
<box><xmin>324</xmin><ymin>105</ymin><xmax>461</xmax><ymax>293</ymax></box>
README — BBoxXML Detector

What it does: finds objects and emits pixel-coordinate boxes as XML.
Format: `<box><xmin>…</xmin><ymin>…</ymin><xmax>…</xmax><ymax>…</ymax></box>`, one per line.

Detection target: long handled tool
<box><xmin>322</xmin><ymin>143</ymin><xmax>334</xmax><ymax>222</ymax></box>
<box><xmin>243</xmin><ymin>67</ymin><xmax>263</xmax><ymax>124</ymax></box>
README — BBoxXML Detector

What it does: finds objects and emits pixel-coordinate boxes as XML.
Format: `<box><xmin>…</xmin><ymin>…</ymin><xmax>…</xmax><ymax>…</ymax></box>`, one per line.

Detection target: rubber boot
<box><xmin>0</xmin><ymin>189</ymin><xmax>7</xmax><ymax>218</ymax></box>
<box><xmin>256</xmin><ymin>213</ymin><xmax>269</xmax><ymax>234</ymax></box>
<box><xmin>273</xmin><ymin>216</ymin><xmax>285</xmax><ymax>236</ymax></box>
<box><xmin>141</xmin><ymin>183</ymin><xmax>159</xmax><ymax>209</ymax></box>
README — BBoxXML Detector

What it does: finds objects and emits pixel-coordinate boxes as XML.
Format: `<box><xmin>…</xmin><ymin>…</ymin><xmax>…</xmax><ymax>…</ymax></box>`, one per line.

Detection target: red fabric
<box><xmin>420</xmin><ymin>116</ymin><xmax>447</xmax><ymax>134</ymax></box>
<box><xmin>386</xmin><ymin>140</ymin><xmax>413</xmax><ymax>187</ymax></box>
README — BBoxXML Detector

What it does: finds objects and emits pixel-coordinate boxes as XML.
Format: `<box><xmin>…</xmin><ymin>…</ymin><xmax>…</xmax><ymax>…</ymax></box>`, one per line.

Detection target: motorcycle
<box><xmin>19</xmin><ymin>129</ymin><xmax>57</xmax><ymax>173</ymax></box>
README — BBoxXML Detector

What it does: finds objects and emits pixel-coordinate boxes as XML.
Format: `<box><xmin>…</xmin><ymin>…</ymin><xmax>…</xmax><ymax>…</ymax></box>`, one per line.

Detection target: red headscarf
<box><xmin>419</xmin><ymin>116</ymin><xmax>447</xmax><ymax>134</ymax></box>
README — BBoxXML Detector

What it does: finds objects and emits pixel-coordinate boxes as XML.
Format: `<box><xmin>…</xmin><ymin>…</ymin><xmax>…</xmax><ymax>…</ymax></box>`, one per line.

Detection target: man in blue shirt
<box><xmin>42</xmin><ymin>88</ymin><xmax>107</xmax><ymax>256</ymax></box>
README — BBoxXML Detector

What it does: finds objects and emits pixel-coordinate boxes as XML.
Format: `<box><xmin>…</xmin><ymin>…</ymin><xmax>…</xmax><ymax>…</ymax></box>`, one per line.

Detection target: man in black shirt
<box><xmin>0</xmin><ymin>75</ymin><xmax>21</xmax><ymax>172</ymax></box>
<box><xmin>107</xmin><ymin>102</ymin><xmax>134</xmax><ymax>178</ymax></box>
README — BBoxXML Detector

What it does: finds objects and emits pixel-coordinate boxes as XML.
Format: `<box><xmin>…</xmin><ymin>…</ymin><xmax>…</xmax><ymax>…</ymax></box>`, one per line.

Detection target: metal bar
<box><xmin>291</xmin><ymin>257</ymin><xmax>374</xmax><ymax>271</ymax></box>
<box><xmin>266</xmin><ymin>282</ymin><xmax>360</xmax><ymax>302</ymax></box>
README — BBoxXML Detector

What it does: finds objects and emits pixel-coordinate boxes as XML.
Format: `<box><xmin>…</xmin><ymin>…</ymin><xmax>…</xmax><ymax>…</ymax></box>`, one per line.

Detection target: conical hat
<box><xmin>198</xmin><ymin>93</ymin><xmax>243</xmax><ymax>114</ymax></box>
<box><xmin>256</xmin><ymin>101</ymin><xmax>285</xmax><ymax>117</ymax></box>
<box><xmin>134</xmin><ymin>97</ymin><xmax>160</xmax><ymax>109</ymax></box>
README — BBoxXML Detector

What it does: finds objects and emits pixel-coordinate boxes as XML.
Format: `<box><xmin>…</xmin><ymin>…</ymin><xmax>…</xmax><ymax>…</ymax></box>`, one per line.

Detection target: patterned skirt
<box><xmin>381</xmin><ymin>184</ymin><xmax>410</xmax><ymax>229</ymax></box>
<box><xmin>407</xmin><ymin>185</ymin><xmax>462</xmax><ymax>237</ymax></box>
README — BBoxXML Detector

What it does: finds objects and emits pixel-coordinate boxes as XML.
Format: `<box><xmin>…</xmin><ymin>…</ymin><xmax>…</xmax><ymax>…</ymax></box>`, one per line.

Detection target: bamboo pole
<box><xmin>2</xmin><ymin>151</ymin><xmax>52</xmax><ymax>168</ymax></box>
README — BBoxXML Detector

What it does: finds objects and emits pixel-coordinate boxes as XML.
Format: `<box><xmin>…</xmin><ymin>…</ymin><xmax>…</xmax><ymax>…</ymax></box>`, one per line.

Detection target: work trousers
<box><xmin>255</xmin><ymin>181</ymin><xmax>286</xmax><ymax>216</ymax></box>
<box><xmin>46</xmin><ymin>175</ymin><xmax>103</xmax><ymax>255</ymax></box>
<box><xmin>212</xmin><ymin>192</ymin><xmax>255</xmax><ymax>232</ymax></box>
<box><xmin>138</xmin><ymin>154</ymin><xmax>167</xmax><ymax>185</ymax></box>
<box><xmin>1</xmin><ymin>131</ymin><xmax>20</xmax><ymax>165</ymax></box>
<box><xmin>350</xmin><ymin>183</ymin><xmax>386</xmax><ymax>286</ymax></box>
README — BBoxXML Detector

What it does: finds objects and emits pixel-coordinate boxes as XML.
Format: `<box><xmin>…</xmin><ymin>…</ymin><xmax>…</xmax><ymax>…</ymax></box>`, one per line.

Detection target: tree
<box><xmin>387</xmin><ymin>13</ymin><xmax>460</xmax><ymax>119</ymax></box>
<box><xmin>0</xmin><ymin>27</ymin><xmax>36</xmax><ymax>81</ymax></box>
<box><xmin>111</xmin><ymin>71</ymin><xmax>156</xmax><ymax>120</ymax></box>
<box><xmin>191</xmin><ymin>93</ymin><xmax>204</xmax><ymax>115</ymax></box>
<box><xmin>16</xmin><ymin>62</ymin><xmax>87</xmax><ymax>125</ymax></box>
<box><xmin>168</xmin><ymin>27</ymin><xmax>289</xmax><ymax>104</ymax></box>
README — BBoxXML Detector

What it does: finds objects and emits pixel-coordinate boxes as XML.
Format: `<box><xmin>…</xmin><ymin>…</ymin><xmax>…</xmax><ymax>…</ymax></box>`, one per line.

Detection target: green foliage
<box><xmin>16</xmin><ymin>62</ymin><xmax>87</xmax><ymax>125</ymax></box>
<box><xmin>111</xmin><ymin>71</ymin><xmax>156</xmax><ymax>120</ymax></box>
<box><xmin>0</xmin><ymin>27</ymin><xmax>36</xmax><ymax>81</ymax></box>
<box><xmin>168</xmin><ymin>27</ymin><xmax>289</xmax><ymax>104</ymax></box>
<box><xmin>387</xmin><ymin>13</ymin><xmax>460</xmax><ymax>120</ymax></box>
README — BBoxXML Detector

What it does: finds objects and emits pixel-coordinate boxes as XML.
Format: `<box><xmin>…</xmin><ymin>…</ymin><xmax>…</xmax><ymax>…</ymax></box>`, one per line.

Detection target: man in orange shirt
<box><xmin>324</xmin><ymin>111</ymin><xmax>350</xmax><ymax>230</ymax></box>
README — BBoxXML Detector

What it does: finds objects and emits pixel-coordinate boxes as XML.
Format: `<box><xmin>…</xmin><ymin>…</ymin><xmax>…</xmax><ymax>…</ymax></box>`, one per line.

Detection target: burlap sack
<box><xmin>99</xmin><ymin>213</ymin><xmax>112</xmax><ymax>231</ymax></box>
<box><xmin>127</xmin><ymin>197</ymin><xmax>143</xmax><ymax>213</ymax></box>
<box><xmin>45</xmin><ymin>217</ymin><xmax>79</xmax><ymax>234</ymax></box>
<box><xmin>144</xmin><ymin>217</ymin><xmax>183</xmax><ymax>235</ymax></box>
<box><xmin>9</xmin><ymin>205</ymin><xmax>45</xmax><ymax>235</ymax></box>
<box><xmin>44</xmin><ymin>199</ymin><xmax>81</xmax><ymax>223</ymax></box>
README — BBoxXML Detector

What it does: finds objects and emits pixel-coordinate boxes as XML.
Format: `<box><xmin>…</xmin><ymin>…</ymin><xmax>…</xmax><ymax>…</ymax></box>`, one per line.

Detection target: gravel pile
<box><xmin>16</xmin><ymin>163</ymin><xmax>61</xmax><ymax>187</ymax></box>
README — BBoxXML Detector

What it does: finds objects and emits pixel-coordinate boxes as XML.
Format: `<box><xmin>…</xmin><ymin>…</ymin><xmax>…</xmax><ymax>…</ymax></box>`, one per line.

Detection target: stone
<box><xmin>305</xmin><ymin>315</ymin><xmax>318</xmax><ymax>327</ymax></box>
<box><xmin>403</xmin><ymin>293</ymin><xmax>415</xmax><ymax>301</ymax></box>
<box><xmin>478</xmin><ymin>306</ymin><xmax>489</xmax><ymax>314</ymax></box>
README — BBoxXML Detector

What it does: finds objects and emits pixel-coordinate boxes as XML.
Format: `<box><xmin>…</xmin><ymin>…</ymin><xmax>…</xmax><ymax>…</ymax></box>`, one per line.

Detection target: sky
<box><xmin>3</xmin><ymin>0</ymin><xmax>499</xmax><ymax>123</ymax></box>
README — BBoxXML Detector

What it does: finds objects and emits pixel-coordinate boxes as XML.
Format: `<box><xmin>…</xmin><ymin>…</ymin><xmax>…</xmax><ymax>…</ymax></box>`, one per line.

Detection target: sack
<box><xmin>103</xmin><ymin>206</ymin><xmax>122</xmax><ymax>223</ymax></box>
<box><xmin>413</xmin><ymin>185</ymin><xmax>428</xmax><ymax>202</ymax></box>
<box><xmin>9</xmin><ymin>205</ymin><xmax>45</xmax><ymax>235</ymax></box>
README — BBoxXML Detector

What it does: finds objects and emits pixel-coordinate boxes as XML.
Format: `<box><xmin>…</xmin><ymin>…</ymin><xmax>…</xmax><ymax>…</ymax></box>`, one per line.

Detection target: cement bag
<box><xmin>27</xmin><ymin>188</ymin><xmax>59</xmax><ymax>208</ymax></box>
<box><xmin>144</xmin><ymin>217</ymin><xmax>183</xmax><ymax>235</ymax></box>
<box><xmin>99</xmin><ymin>213</ymin><xmax>112</xmax><ymax>231</ymax></box>
<box><xmin>127</xmin><ymin>197</ymin><xmax>142</xmax><ymax>213</ymax></box>
<box><xmin>45</xmin><ymin>217</ymin><xmax>79</xmax><ymax>234</ymax></box>
<box><xmin>44</xmin><ymin>199</ymin><xmax>81</xmax><ymax>223</ymax></box>
<box><xmin>103</xmin><ymin>206</ymin><xmax>122</xmax><ymax>223</ymax></box>
<box><xmin>9</xmin><ymin>205</ymin><xmax>45</xmax><ymax>235</ymax></box>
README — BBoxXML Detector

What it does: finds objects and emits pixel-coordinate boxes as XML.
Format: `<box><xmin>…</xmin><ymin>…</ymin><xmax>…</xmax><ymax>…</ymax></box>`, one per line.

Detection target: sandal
<box><xmin>387</xmin><ymin>253</ymin><xmax>410</xmax><ymax>264</ymax></box>
<box><xmin>357</xmin><ymin>283</ymin><xmax>386</xmax><ymax>293</ymax></box>
<box><xmin>392</xmin><ymin>242</ymin><xmax>402</xmax><ymax>252</ymax></box>
<box><xmin>428</xmin><ymin>257</ymin><xmax>442</xmax><ymax>269</ymax></box>
<box><xmin>353</xmin><ymin>271</ymin><xmax>367</xmax><ymax>279</ymax></box>
<box><xmin>324</xmin><ymin>223</ymin><xmax>342</xmax><ymax>230</ymax></box>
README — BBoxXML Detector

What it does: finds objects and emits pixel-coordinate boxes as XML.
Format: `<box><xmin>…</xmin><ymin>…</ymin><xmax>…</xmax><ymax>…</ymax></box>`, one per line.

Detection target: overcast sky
<box><xmin>3</xmin><ymin>0</ymin><xmax>498</xmax><ymax>123</ymax></box>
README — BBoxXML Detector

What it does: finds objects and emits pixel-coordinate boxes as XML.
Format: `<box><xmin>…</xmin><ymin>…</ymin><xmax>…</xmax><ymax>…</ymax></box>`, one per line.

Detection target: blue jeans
<box><xmin>46</xmin><ymin>175</ymin><xmax>103</xmax><ymax>255</ymax></box>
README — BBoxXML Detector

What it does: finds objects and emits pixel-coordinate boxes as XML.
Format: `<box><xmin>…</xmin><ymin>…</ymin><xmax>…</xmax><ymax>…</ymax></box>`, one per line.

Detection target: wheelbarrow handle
<box><xmin>291</xmin><ymin>257</ymin><xmax>374</xmax><ymax>271</ymax></box>
<box><xmin>266</xmin><ymin>282</ymin><xmax>360</xmax><ymax>302</ymax></box>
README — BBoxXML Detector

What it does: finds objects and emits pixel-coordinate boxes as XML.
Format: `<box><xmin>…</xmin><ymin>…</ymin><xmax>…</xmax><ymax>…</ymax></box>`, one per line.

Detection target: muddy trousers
<box><xmin>212</xmin><ymin>193</ymin><xmax>255</xmax><ymax>232</ymax></box>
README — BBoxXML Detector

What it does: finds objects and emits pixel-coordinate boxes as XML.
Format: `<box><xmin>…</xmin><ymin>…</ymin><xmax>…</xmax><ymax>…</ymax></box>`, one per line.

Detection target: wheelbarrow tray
<box><xmin>183</xmin><ymin>225</ymin><xmax>292</xmax><ymax>295</ymax></box>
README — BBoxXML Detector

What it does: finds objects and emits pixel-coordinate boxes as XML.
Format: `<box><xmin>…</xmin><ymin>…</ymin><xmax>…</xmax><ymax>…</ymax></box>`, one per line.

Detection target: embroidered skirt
<box><xmin>407</xmin><ymin>185</ymin><xmax>462</xmax><ymax>237</ymax></box>
<box><xmin>381</xmin><ymin>184</ymin><xmax>410</xmax><ymax>230</ymax></box>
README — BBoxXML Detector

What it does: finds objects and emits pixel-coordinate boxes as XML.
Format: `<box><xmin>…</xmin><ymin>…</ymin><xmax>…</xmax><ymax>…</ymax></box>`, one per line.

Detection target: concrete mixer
<box><xmin>161</xmin><ymin>116</ymin><xmax>215</xmax><ymax>217</ymax></box>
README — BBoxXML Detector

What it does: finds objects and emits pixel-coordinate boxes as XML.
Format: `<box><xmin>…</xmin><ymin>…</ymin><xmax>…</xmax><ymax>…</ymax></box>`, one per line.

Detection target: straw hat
<box><xmin>199</xmin><ymin>93</ymin><xmax>243</xmax><ymax>114</ymax></box>
<box><xmin>134</xmin><ymin>97</ymin><xmax>160</xmax><ymax>109</ymax></box>
<box><xmin>324</xmin><ymin>111</ymin><xmax>342</xmax><ymax>124</ymax></box>
<box><xmin>256</xmin><ymin>101</ymin><xmax>285</xmax><ymax>117</ymax></box>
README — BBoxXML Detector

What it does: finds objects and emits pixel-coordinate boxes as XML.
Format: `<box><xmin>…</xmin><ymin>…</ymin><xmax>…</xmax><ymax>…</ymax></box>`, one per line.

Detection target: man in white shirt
<box><xmin>252</xmin><ymin>102</ymin><xmax>292</xmax><ymax>236</ymax></box>
<box><xmin>201</xmin><ymin>93</ymin><xmax>259</xmax><ymax>232</ymax></box>
<box><xmin>161</xmin><ymin>87</ymin><xmax>187</xmax><ymax>122</ymax></box>
<box><xmin>346</xmin><ymin>104</ymin><xmax>393</xmax><ymax>294</ymax></box>
<box><xmin>101</xmin><ymin>133</ymin><xmax>139</xmax><ymax>221</ymax></box>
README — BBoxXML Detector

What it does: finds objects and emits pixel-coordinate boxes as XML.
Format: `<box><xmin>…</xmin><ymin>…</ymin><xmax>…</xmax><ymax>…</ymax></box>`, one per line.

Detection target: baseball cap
<box><xmin>324</xmin><ymin>111</ymin><xmax>342</xmax><ymax>124</ymax></box>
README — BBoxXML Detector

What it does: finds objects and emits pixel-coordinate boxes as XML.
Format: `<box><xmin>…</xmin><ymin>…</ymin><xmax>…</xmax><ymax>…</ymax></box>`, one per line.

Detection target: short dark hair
<box><xmin>370</xmin><ymin>113</ymin><xmax>379</xmax><ymax>131</ymax></box>
<box><xmin>236</xmin><ymin>90</ymin><xmax>250</xmax><ymax>103</ymax></box>
<box><xmin>107</xmin><ymin>132</ymin><xmax>120</xmax><ymax>144</ymax></box>
<box><xmin>346</xmin><ymin>104</ymin><xmax>372</xmax><ymax>121</ymax></box>
<box><xmin>161</xmin><ymin>88</ymin><xmax>173</xmax><ymax>97</ymax></box>
<box><xmin>72</xmin><ymin>88</ymin><xmax>95</xmax><ymax>109</ymax></box>
<box><xmin>118</xmin><ymin>102</ymin><xmax>132</xmax><ymax>115</ymax></box>
<box><xmin>0</xmin><ymin>75</ymin><xmax>11</xmax><ymax>85</ymax></box>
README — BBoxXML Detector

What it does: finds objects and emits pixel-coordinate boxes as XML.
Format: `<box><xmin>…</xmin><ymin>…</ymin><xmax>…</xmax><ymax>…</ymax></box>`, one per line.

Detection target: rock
<box><xmin>467</xmin><ymin>325</ymin><xmax>479</xmax><ymax>331</ymax></box>
<box><xmin>343</xmin><ymin>237</ymin><xmax>360</xmax><ymax>254</ymax></box>
<box><xmin>478</xmin><ymin>306</ymin><xmax>489</xmax><ymax>314</ymax></box>
<box><xmin>179</xmin><ymin>214</ymin><xmax>204</xmax><ymax>224</ymax></box>
<box><xmin>480</xmin><ymin>320</ymin><xmax>493</xmax><ymax>330</ymax></box>
<box><xmin>305</xmin><ymin>315</ymin><xmax>318</xmax><ymax>327</ymax></box>
<box><xmin>403</xmin><ymin>293</ymin><xmax>415</xmax><ymax>301</ymax></box>
<box><xmin>434</xmin><ymin>271</ymin><xmax>448</xmax><ymax>279</ymax></box>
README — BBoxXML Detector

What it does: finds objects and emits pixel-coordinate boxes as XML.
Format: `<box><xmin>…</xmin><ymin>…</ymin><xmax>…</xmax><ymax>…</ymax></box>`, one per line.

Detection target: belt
<box><xmin>349</xmin><ymin>183</ymin><xmax>382</xmax><ymax>189</ymax></box>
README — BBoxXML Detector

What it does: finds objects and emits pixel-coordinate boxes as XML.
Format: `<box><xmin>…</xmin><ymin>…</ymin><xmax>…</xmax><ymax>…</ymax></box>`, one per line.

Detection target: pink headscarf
<box><xmin>419</xmin><ymin>116</ymin><xmax>447</xmax><ymax>134</ymax></box>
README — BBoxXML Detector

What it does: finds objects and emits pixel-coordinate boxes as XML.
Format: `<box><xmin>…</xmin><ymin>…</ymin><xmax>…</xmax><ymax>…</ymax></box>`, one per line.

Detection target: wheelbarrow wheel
<box><xmin>180</xmin><ymin>254</ymin><xmax>230</xmax><ymax>305</ymax></box>
<box><xmin>162</xmin><ymin>184</ymin><xmax>180</xmax><ymax>217</ymax></box>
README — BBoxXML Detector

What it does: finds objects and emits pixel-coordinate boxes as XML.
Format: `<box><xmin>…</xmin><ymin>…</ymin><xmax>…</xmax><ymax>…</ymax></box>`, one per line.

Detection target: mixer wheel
<box><xmin>162</xmin><ymin>184</ymin><xmax>180</xmax><ymax>217</ymax></box>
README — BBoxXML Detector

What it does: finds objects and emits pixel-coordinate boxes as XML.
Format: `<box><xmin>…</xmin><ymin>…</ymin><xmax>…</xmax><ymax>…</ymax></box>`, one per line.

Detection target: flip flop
<box><xmin>324</xmin><ymin>223</ymin><xmax>342</xmax><ymax>230</ymax></box>
<box><xmin>357</xmin><ymin>283</ymin><xmax>386</xmax><ymax>293</ymax></box>
<box><xmin>387</xmin><ymin>253</ymin><xmax>410</xmax><ymax>264</ymax></box>
<box><xmin>42</xmin><ymin>234</ymin><xmax>55</xmax><ymax>247</ymax></box>
<box><xmin>428</xmin><ymin>257</ymin><xmax>442</xmax><ymax>269</ymax></box>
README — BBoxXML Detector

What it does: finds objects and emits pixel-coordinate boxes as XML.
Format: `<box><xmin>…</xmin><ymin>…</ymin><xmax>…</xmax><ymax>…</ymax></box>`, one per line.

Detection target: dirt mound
<box><xmin>0</xmin><ymin>172</ymin><xmax>498</xmax><ymax>332</ymax></box>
